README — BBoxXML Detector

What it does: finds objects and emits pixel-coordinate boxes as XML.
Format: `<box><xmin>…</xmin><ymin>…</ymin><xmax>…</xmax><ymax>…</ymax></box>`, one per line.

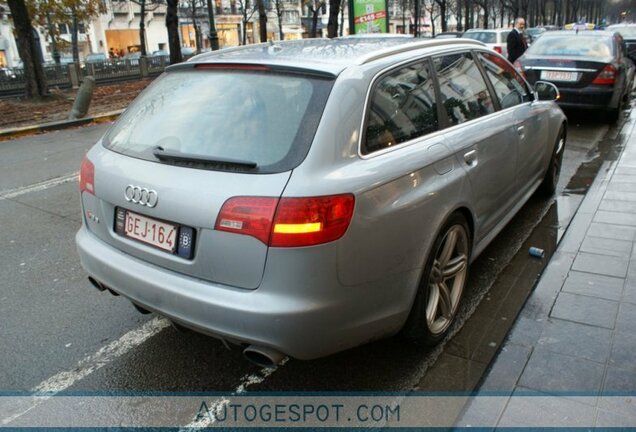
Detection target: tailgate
<box><xmin>81</xmin><ymin>145</ymin><xmax>291</xmax><ymax>290</ymax></box>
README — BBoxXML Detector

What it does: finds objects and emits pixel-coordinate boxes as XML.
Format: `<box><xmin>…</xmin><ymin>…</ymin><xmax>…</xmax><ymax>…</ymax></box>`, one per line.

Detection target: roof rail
<box><xmin>357</xmin><ymin>38</ymin><xmax>487</xmax><ymax>65</ymax></box>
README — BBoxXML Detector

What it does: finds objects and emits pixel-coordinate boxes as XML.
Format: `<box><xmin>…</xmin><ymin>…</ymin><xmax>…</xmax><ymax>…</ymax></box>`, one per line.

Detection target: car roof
<box><xmin>172</xmin><ymin>36</ymin><xmax>487</xmax><ymax>76</ymax></box>
<box><xmin>464</xmin><ymin>28</ymin><xmax>509</xmax><ymax>33</ymax></box>
<box><xmin>541</xmin><ymin>30</ymin><xmax>617</xmax><ymax>38</ymax></box>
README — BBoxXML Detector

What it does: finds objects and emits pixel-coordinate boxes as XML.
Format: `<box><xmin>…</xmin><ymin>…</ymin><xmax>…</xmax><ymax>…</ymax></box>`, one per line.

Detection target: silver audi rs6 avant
<box><xmin>76</xmin><ymin>36</ymin><xmax>566</xmax><ymax>367</ymax></box>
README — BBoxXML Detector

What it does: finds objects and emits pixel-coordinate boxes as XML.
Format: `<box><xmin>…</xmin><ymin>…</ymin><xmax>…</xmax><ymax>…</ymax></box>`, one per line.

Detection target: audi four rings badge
<box><xmin>124</xmin><ymin>185</ymin><xmax>158</xmax><ymax>208</ymax></box>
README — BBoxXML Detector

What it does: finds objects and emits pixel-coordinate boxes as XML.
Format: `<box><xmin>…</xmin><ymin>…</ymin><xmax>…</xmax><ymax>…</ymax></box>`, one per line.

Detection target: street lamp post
<box><xmin>207</xmin><ymin>0</ymin><xmax>220</xmax><ymax>50</ymax></box>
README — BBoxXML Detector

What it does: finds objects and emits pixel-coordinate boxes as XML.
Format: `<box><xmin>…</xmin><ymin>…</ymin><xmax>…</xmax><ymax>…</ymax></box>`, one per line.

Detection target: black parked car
<box><xmin>515</xmin><ymin>30</ymin><xmax>635</xmax><ymax>122</ymax></box>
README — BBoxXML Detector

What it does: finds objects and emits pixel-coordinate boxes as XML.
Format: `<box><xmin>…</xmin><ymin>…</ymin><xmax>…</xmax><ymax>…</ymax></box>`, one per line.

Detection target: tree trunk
<box><xmin>256</xmin><ymin>0</ymin><xmax>267</xmax><ymax>42</ymax></box>
<box><xmin>310</xmin><ymin>9</ymin><xmax>318</xmax><ymax>37</ymax></box>
<box><xmin>276</xmin><ymin>1</ymin><xmax>284</xmax><ymax>40</ymax></box>
<box><xmin>7</xmin><ymin>0</ymin><xmax>47</xmax><ymax>99</ymax></box>
<box><xmin>140</xmin><ymin>0</ymin><xmax>147</xmax><ymax>56</ymax></box>
<box><xmin>435</xmin><ymin>0</ymin><xmax>447</xmax><ymax>32</ymax></box>
<box><xmin>327</xmin><ymin>0</ymin><xmax>340</xmax><ymax>37</ymax></box>
<box><xmin>166</xmin><ymin>0</ymin><xmax>183</xmax><ymax>64</ymax></box>
<box><xmin>464</xmin><ymin>0</ymin><xmax>470</xmax><ymax>30</ymax></box>
<box><xmin>71</xmin><ymin>9</ymin><xmax>80</xmax><ymax>63</ymax></box>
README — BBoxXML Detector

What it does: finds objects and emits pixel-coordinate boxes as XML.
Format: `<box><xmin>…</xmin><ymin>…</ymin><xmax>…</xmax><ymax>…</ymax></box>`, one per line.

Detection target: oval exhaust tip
<box><xmin>243</xmin><ymin>345</ymin><xmax>285</xmax><ymax>368</ymax></box>
<box><xmin>88</xmin><ymin>277</ymin><xmax>106</xmax><ymax>291</ymax></box>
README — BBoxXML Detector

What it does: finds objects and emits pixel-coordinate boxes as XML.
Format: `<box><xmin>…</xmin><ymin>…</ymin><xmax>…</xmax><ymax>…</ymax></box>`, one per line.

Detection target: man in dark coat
<box><xmin>507</xmin><ymin>17</ymin><xmax>527</xmax><ymax>63</ymax></box>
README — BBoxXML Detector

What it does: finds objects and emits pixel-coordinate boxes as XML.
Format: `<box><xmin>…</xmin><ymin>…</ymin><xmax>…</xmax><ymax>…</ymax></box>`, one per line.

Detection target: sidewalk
<box><xmin>459</xmin><ymin>111</ymin><xmax>636</xmax><ymax>427</ymax></box>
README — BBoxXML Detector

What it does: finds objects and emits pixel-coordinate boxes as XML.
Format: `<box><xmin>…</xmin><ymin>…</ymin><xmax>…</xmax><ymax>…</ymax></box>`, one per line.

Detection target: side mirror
<box><xmin>534</xmin><ymin>81</ymin><xmax>560</xmax><ymax>101</ymax></box>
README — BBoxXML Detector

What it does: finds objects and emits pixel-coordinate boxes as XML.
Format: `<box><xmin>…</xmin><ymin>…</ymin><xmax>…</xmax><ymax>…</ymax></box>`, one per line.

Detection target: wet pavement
<box><xmin>458</xmin><ymin>109</ymin><xmax>636</xmax><ymax>427</ymax></box>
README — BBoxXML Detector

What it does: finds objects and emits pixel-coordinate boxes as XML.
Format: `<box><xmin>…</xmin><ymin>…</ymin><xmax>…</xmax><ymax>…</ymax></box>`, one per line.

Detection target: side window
<box><xmin>476</xmin><ymin>51</ymin><xmax>530</xmax><ymax>109</ymax></box>
<box><xmin>363</xmin><ymin>60</ymin><xmax>438</xmax><ymax>155</ymax></box>
<box><xmin>433</xmin><ymin>52</ymin><xmax>495</xmax><ymax>126</ymax></box>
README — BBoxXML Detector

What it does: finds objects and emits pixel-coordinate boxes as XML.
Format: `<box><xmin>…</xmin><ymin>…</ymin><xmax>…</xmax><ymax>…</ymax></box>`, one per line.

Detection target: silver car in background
<box><xmin>76</xmin><ymin>37</ymin><xmax>566</xmax><ymax>366</ymax></box>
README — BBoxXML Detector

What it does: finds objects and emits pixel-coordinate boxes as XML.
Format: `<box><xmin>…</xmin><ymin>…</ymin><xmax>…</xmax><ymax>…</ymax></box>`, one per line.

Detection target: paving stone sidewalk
<box><xmin>458</xmin><ymin>112</ymin><xmax>636</xmax><ymax>427</ymax></box>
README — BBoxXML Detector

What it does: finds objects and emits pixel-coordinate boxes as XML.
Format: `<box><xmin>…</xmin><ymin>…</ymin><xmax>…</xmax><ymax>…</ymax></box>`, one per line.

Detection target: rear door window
<box><xmin>476</xmin><ymin>51</ymin><xmax>531</xmax><ymax>109</ymax></box>
<box><xmin>363</xmin><ymin>59</ymin><xmax>439</xmax><ymax>155</ymax></box>
<box><xmin>433</xmin><ymin>52</ymin><xmax>495</xmax><ymax>126</ymax></box>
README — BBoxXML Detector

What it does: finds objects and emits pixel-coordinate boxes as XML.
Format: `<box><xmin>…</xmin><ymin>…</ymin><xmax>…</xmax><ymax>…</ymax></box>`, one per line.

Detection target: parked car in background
<box><xmin>0</xmin><ymin>67</ymin><xmax>16</xmax><ymax>80</ymax></box>
<box><xmin>124</xmin><ymin>52</ymin><xmax>142</xmax><ymax>66</ymax></box>
<box><xmin>434</xmin><ymin>31</ymin><xmax>464</xmax><ymax>39</ymax></box>
<box><xmin>76</xmin><ymin>36</ymin><xmax>566</xmax><ymax>366</ymax></box>
<box><xmin>181</xmin><ymin>46</ymin><xmax>196</xmax><ymax>58</ymax></box>
<box><xmin>525</xmin><ymin>27</ymin><xmax>546</xmax><ymax>44</ymax></box>
<box><xmin>515</xmin><ymin>30</ymin><xmax>635</xmax><ymax>122</ymax></box>
<box><xmin>84</xmin><ymin>52</ymin><xmax>110</xmax><ymax>72</ymax></box>
<box><xmin>152</xmin><ymin>50</ymin><xmax>169</xmax><ymax>58</ymax></box>
<box><xmin>462</xmin><ymin>28</ymin><xmax>511</xmax><ymax>57</ymax></box>
<box><xmin>606</xmin><ymin>23</ymin><xmax>636</xmax><ymax>63</ymax></box>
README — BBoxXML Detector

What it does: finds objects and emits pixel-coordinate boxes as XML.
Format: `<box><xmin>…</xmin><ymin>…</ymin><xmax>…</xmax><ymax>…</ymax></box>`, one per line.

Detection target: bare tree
<box><xmin>304</xmin><ymin>0</ymin><xmax>324</xmax><ymax>38</ymax></box>
<box><xmin>256</xmin><ymin>0</ymin><xmax>267</xmax><ymax>42</ymax></box>
<box><xmin>7</xmin><ymin>0</ymin><xmax>47</xmax><ymax>98</ymax></box>
<box><xmin>166</xmin><ymin>0</ymin><xmax>182</xmax><ymax>63</ymax></box>
<box><xmin>434</xmin><ymin>0</ymin><xmax>448</xmax><ymax>32</ymax></box>
<box><xmin>180</xmin><ymin>0</ymin><xmax>205</xmax><ymax>50</ymax></box>
<box><xmin>270</xmin><ymin>0</ymin><xmax>284</xmax><ymax>40</ymax></box>
<box><xmin>236</xmin><ymin>0</ymin><xmax>257</xmax><ymax>44</ymax></box>
<box><xmin>326</xmin><ymin>0</ymin><xmax>340</xmax><ymax>37</ymax></box>
<box><xmin>113</xmin><ymin>0</ymin><xmax>164</xmax><ymax>56</ymax></box>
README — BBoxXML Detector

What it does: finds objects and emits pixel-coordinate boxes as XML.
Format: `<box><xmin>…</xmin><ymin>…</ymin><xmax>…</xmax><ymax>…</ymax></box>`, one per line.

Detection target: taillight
<box><xmin>215</xmin><ymin>197</ymin><xmax>278</xmax><ymax>245</ymax></box>
<box><xmin>494</xmin><ymin>46</ymin><xmax>503</xmax><ymax>54</ymax></box>
<box><xmin>215</xmin><ymin>194</ymin><xmax>355</xmax><ymax>247</ymax></box>
<box><xmin>79</xmin><ymin>156</ymin><xmax>95</xmax><ymax>195</ymax></box>
<box><xmin>592</xmin><ymin>65</ymin><xmax>617</xmax><ymax>85</ymax></box>
<box><xmin>271</xmin><ymin>195</ymin><xmax>355</xmax><ymax>247</ymax></box>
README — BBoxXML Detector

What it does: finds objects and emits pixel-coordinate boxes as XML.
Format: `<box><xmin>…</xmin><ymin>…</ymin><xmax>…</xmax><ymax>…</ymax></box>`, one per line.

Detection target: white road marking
<box><xmin>0</xmin><ymin>172</ymin><xmax>79</xmax><ymax>200</ymax></box>
<box><xmin>1</xmin><ymin>316</ymin><xmax>170</xmax><ymax>425</ymax></box>
<box><xmin>182</xmin><ymin>358</ymin><xmax>289</xmax><ymax>430</ymax></box>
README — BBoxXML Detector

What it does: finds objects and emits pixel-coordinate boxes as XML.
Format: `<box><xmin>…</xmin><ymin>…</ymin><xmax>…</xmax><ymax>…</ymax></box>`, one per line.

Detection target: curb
<box><xmin>0</xmin><ymin>109</ymin><xmax>124</xmax><ymax>140</ymax></box>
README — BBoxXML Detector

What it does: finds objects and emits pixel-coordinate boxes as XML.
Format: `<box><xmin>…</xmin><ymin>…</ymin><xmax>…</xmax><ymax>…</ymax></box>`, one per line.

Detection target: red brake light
<box><xmin>215</xmin><ymin>197</ymin><xmax>278</xmax><ymax>245</ymax></box>
<box><xmin>271</xmin><ymin>195</ymin><xmax>355</xmax><ymax>247</ymax></box>
<box><xmin>215</xmin><ymin>194</ymin><xmax>355</xmax><ymax>247</ymax></box>
<box><xmin>592</xmin><ymin>65</ymin><xmax>617</xmax><ymax>85</ymax></box>
<box><xmin>494</xmin><ymin>46</ymin><xmax>503</xmax><ymax>54</ymax></box>
<box><xmin>79</xmin><ymin>156</ymin><xmax>95</xmax><ymax>195</ymax></box>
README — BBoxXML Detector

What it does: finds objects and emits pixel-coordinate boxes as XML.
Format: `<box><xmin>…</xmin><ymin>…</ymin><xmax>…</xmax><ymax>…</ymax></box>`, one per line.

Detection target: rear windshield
<box><xmin>104</xmin><ymin>69</ymin><xmax>333</xmax><ymax>173</ymax></box>
<box><xmin>527</xmin><ymin>36</ymin><xmax>612</xmax><ymax>58</ymax></box>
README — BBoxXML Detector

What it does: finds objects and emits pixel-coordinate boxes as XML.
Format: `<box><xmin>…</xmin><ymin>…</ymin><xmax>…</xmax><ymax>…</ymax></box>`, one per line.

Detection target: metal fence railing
<box><xmin>0</xmin><ymin>55</ymin><xmax>185</xmax><ymax>98</ymax></box>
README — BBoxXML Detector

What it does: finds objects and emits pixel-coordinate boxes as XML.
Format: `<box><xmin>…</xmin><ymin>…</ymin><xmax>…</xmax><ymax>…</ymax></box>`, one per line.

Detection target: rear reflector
<box><xmin>592</xmin><ymin>65</ymin><xmax>617</xmax><ymax>85</ymax></box>
<box><xmin>216</xmin><ymin>194</ymin><xmax>355</xmax><ymax>247</ymax></box>
<box><xmin>493</xmin><ymin>46</ymin><xmax>503</xmax><ymax>54</ymax></box>
<box><xmin>79</xmin><ymin>156</ymin><xmax>95</xmax><ymax>195</ymax></box>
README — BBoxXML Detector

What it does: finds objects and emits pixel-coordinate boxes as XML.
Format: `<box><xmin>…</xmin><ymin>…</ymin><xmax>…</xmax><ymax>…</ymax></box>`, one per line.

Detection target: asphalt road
<box><xmin>0</xmin><ymin>111</ymin><xmax>622</xmax><ymax>425</ymax></box>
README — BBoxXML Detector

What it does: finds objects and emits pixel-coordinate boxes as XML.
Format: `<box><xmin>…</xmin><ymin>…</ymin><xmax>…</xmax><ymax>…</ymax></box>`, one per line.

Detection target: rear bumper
<box><xmin>75</xmin><ymin>226</ymin><xmax>411</xmax><ymax>360</ymax></box>
<box><xmin>556</xmin><ymin>85</ymin><xmax>620</xmax><ymax>110</ymax></box>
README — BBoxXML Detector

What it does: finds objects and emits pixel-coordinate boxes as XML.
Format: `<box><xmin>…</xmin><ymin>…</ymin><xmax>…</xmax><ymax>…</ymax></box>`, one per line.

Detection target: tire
<box><xmin>401</xmin><ymin>212</ymin><xmax>471</xmax><ymax>346</ymax></box>
<box><xmin>607</xmin><ymin>96</ymin><xmax>623</xmax><ymax>123</ymax></box>
<box><xmin>539</xmin><ymin>126</ymin><xmax>565</xmax><ymax>196</ymax></box>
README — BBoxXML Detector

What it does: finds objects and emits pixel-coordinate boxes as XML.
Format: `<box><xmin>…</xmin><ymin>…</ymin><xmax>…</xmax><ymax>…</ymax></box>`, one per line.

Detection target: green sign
<box><xmin>349</xmin><ymin>0</ymin><xmax>388</xmax><ymax>34</ymax></box>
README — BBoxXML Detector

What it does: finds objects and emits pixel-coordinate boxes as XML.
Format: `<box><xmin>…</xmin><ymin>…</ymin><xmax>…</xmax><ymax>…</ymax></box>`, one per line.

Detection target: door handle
<box><xmin>463</xmin><ymin>150</ymin><xmax>477</xmax><ymax>165</ymax></box>
<box><xmin>517</xmin><ymin>125</ymin><xmax>525</xmax><ymax>137</ymax></box>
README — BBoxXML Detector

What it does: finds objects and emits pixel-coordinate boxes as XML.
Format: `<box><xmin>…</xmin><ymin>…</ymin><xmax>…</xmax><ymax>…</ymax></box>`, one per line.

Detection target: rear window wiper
<box><xmin>152</xmin><ymin>146</ymin><xmax>258</xmax><ymax>169</ymax></box>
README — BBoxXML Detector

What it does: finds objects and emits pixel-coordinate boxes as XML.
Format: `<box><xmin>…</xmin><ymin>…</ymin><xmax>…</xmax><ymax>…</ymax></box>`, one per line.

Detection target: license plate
<box><xmin>540</xmin><ymin>70</ymin><xmax>578</xmax><ymax>82</ymax></box>
<box><xmin>124</xmin><ymin>210</ymin><xmax>177</xmax><ymax>252</ymax></box>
